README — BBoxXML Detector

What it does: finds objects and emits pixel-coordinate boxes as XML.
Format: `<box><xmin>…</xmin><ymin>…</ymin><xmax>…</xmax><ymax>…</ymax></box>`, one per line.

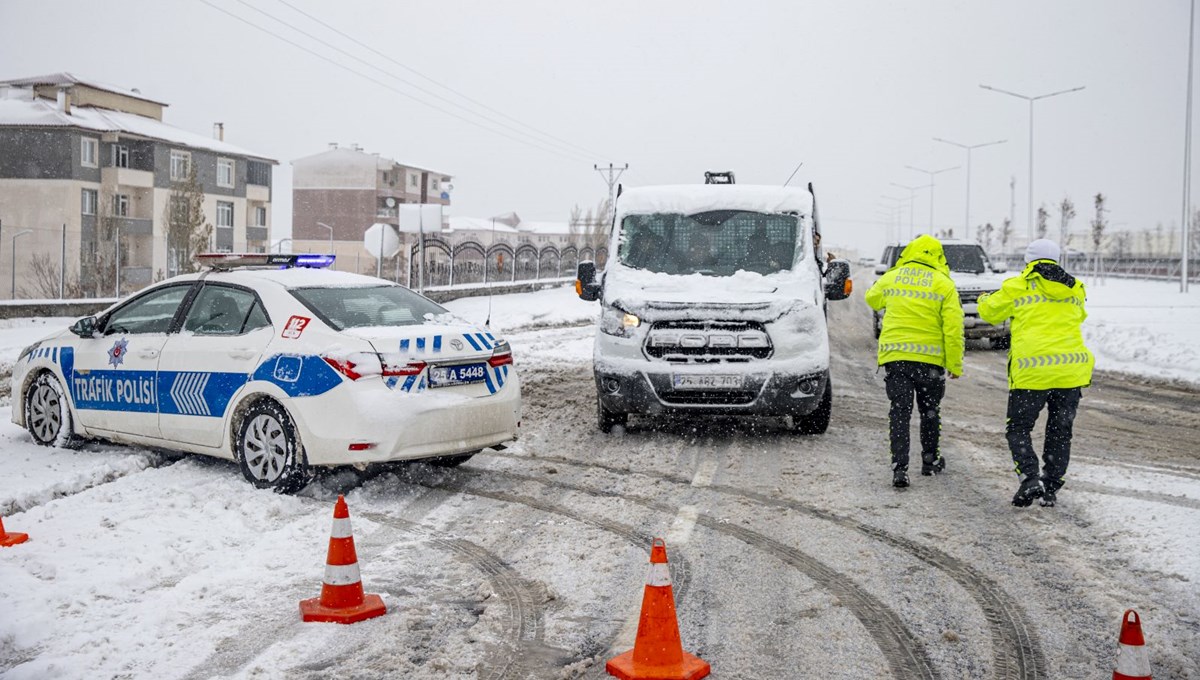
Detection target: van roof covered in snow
<box><xmin>617</xmin><ymin>184</ymin><xmax>814</xmax><ymax>218</ymax></box>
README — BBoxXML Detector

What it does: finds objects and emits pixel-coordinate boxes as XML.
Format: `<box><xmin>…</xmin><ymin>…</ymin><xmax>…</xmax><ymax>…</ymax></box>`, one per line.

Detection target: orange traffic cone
<box><xmin>299</xmin><ymin>495</ymin><xmax>386</xmax><ymax>624</ymax></box>
<box><xmin>1113</xmin><ymin>609</ymin><xmax>1152</xmax><ymax>679</ymax></box>
<box><xmin>607</xmin><ymin>538</ymin><xmax>710</xmax><ymax>680</ymax></box>
<box><xmin>0</xmin><ymin>516</ymin><xmax>29</xmax><ymax>547</ymax></box>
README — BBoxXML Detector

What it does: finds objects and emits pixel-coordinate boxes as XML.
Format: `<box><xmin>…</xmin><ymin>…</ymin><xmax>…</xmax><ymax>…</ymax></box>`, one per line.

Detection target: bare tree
<box><xmin>19</xmin><ymin>252</ymin><xmax>85</xmax><ymax>299</ymax></box>
<box><xmin>978</xmin><ymin>222</ymin><xmax>995</xmax><ymax>252</ymax></box>
<box><xmin>1036</xmin><ymin>204</ymin><xmax>1050</xmax><ymax>239</ymax></box>
<box><xmin>164</xmin><ymin>165</ymin><xmax>212</xmax><ymax>277</ymax></box>
<box><xmin>1059</xmin><ymin>196</ymin><xmax>1076</xmax><ymax>246</ymax></box>
<box><xmin>999</xmin><ymin>217</ymin><xmax>1013</xmax><ymax>255</ymax></box>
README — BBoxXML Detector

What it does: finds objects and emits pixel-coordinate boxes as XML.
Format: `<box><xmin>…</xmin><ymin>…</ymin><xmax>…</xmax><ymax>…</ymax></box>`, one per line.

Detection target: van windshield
<box><xmin>618</xmin><ymin>210</ymin><xmax>800</xmax><ymax>276</ymax></box>
<box><xmin>943</xmin><ymin>245</ymin><xmax>987</xmax><ymax>274</ymax></box>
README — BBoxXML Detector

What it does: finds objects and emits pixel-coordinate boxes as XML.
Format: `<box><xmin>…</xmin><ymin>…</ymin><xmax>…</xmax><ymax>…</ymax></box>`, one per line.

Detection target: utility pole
<box><xmin>1009</xmin><ymin>176</ymin><xmax>1017</xmax><ymax>231</ymax></box>
<box><xmin>594</xmin><ymin>163</ymin><xmax>628</xmax><ymax>217</ymax></box>
<box><xmin>932</xmin><ymin>137</ymin><xmax>1006</xmax><ymax>243</ymax></box>
<box><xmin>904</xmin><ymin>165</ymin><xmax>959</xmax><ymax>235</ymax></box>
<box><xmin>1183</xmin><ymin>0</ymin><xmax>1196</xmax><ymax>293</ymax></box>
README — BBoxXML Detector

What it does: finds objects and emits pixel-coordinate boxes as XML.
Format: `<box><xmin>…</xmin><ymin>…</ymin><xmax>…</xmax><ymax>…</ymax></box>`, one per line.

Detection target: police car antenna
<box><xmin>782</xmin><ymin>162</ymin><xmax>804</xmax><ymax>187</ymax></box>
<box><xmin>485</xmin><ymin>217</ymin><xmax>497</xmax><ymax>329</ymax></box>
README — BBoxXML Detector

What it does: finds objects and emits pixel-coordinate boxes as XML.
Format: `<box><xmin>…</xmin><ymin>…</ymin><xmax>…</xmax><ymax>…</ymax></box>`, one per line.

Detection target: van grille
<box><xmin>644</xmin><ymin>320</ymin><xmax>772</xmax><ymax>362</ymax></box>
<box><xmin>657</xmin><ymin>390</ymin><xmax>758</xmax><ymax>405</ymax></box>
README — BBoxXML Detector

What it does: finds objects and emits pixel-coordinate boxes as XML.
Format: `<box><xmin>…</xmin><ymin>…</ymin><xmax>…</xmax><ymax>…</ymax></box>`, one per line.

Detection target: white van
<box><xmin>575</xmin><ymin>183</ymin><xmax>851</xmax><ymax>433</ymax></box>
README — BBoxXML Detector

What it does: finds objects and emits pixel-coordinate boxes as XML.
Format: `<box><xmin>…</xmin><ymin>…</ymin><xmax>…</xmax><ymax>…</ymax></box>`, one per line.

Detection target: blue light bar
<box><xmin>293</xmin><ymin>254</ymin><xmax>336</xmax><ymax>268</ymax></box>
<box><xmin>198</xmin><ymin>253</ymin><xmax>337</xmax><ymax>270</ymax></box>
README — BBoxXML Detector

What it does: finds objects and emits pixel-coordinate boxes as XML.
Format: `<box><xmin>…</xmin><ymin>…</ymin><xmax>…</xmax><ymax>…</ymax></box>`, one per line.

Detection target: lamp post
<box><xmin>1183</xmin><ymin>0</ymin><xmax>1196</xmax><ymax>293</ymax></box>
<box><xmin>316</xmin><ymin>222</ymin><xmax>334</xmax><ymax>269</ymax></box>
<box><xmin>274</xmin><ymin>237</ymin><xmax>293</xmax><ymax>253</ymax></box>
<box><xmin>880</xmin><ymin>195</ymin><xmax>911</xmax><ymax>243</ymax></box>
<box><xmin>980</xmin><ymin>83</ymin><xmax>1086</xmax><ymax>243</ymax></box>
<box><xmin>889</xmin><ymin>182</ymin><xmax>932</xmax><ymax>240</ymax></box>
<box><xmin>904</xmin><ymin>165</ymin><xmax>960</xmax><ymax>237</ymax></box>
<box><xmin>932</xmin><ymin>137</ymin><xmax>1006</xmax><ymax>243</ymax></box>
<box><xmin>11</xmin><ymin>229</ymin><xmax>32</xmax><ymax>299</ymax></box>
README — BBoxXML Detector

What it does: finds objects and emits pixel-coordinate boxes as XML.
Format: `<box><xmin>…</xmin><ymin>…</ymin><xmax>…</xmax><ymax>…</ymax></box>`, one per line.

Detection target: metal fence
<box><xmin>996</xmin><ymin>252</ymin><xmax>1200</xmax><ymax>283</ymax></box>
<box><xmin>407</xmin><ymin>237</ymin><xmax>606</xmax><ymax>289</ymax></box>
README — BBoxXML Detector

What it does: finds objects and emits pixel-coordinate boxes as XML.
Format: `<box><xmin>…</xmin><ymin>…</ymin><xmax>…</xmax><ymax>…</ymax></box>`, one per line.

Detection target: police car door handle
<box><xmin>138</xmin><ymin>348</ymin><xmax>159</xmax><ymax>359</ymax></box>
<box><xmin>228</xmin><ymin>348</ymin><xmax>257</xmax><ymax>360</ymax></box>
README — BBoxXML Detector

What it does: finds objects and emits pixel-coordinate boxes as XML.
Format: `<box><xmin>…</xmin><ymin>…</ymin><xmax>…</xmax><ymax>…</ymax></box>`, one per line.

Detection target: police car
<box><xmin>11</xmin><ymin>254</ymin><xmax>521</xmax><ymax>493</ymax></box>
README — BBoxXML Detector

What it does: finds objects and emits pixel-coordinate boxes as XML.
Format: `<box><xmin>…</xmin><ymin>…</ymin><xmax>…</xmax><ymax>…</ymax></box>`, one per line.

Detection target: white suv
<box><xmin>872</xmin><ymin>239</ymin><xmax>1012</xmax><ymax>347</ymax></box>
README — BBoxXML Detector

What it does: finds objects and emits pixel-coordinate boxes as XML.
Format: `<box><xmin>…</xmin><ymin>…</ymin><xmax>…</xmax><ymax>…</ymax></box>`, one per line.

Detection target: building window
<box><xmin>254</xmin><ymin>206</ymin><xmax>267</xmax><ymax>227</ymax></box>
<box><xmin>81</xmin><ymin>137</ymin><xmax>98</xmax><ymax>167</ymax></box>
<box><xmin>112</xmin><ymin>145</ymin><xmax>129</xmax><ymax>168</ymax></box>
<box><xmin>410</xmin><ymin>174</ymin><xmax>419</xmax><ymax>188</ymax></box>
<box><xmin>81</xmin><ymin>189</ymin><xmax>98</xmax><ymax>215</ymax></box>
<box><xmin>170</xmin><ymin>150</ymin><xmax>191</xmax><ymax>181</ymax></box>
<box><xmin>217</xmin><ymin>158</ymin><xmax>235</xmax><ymax>188</ymax></box>
<box><xmin>432</xmin><ymin>179</ymin><xmax>440</xmax><ymax>191</ymax></box>
<box><xmin>216</xmin><ymin>201</ymin><xmax>234</xmax><ymax>229</ymax></box>
<box><xmin>114</xmin><ymin>194</ymin><xmax>129</xmax><ymax>217</ymax></box>
<box><xmin>247</xmin><ymin>160</ymin><xmax>270</xmax><ymax>186</ymax></box>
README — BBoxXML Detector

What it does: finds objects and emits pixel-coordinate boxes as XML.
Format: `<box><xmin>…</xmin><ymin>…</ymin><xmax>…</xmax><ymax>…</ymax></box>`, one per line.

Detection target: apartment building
<box><xmin>291</xmin><ymin>144</ymin><xmax>451</xmax><ymax>271</ymax></box>
<box><xmin>0</xmin><ymin>73</ymin><xmax>276</xmax><ymax>299</ymax></box>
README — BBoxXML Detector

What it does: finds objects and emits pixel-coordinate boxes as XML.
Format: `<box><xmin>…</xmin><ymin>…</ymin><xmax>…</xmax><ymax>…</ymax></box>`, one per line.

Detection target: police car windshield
<box><xmin>618</xmin><ymin>210</ymin><xmax>800</xmax><ymax>276</ymax></box>
<box><xmin>290</xmin><ymin>285</ymin><xmax>448</xmax><ymax>330</ymax></box>
<box><xmin>942</xmin><ymin>245</ymin><xmax>988</xmax><ymax>274</ymax></box>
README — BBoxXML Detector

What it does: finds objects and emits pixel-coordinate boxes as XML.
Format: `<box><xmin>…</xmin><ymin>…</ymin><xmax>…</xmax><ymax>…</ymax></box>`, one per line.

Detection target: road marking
<box><xmin>691</xmin><ymin>459</ymin><xmax>718</xmax><ymax>487</ymax></box>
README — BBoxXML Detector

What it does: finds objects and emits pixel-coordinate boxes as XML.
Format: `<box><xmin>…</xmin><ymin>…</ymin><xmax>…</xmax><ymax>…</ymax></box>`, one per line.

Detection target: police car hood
<box><xmin>949</xmin><ymin>270</ymin><xmax>1010</xmax><ymax>292</ymax></box>
<box><xmin>341</xmin><ymin>322</ymin><xmax>501</xmax><ymax>359</ymax></box>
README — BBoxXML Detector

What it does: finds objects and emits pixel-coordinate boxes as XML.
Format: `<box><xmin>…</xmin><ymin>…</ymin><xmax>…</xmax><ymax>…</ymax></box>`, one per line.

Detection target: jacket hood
<box><xmin>1023</xmin><ymin>259</ymin><xmax>1078</xmax><ymax>299</ymax></box>
<box><xmin>898</xmin><ymin>235</ymin><xmax>950</xmax><ymax>275</ymax></box>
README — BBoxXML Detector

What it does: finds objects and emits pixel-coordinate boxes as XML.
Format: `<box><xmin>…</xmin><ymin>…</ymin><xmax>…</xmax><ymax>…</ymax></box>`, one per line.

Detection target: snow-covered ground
<box><xmin>0</xmin><ymin>283</ymin><xmax>1197</xmax><ymax>678</ymax></box>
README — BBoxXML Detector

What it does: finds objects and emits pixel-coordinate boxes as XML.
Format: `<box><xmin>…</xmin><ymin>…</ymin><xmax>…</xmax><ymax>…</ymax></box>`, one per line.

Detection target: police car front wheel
<box><xmin>25</xmin><ymin>372</ymin><xmax>81</xmax><ymax>448</ymax></box>
<box><xmin>236</xmin><ymin>400</ymin><xmax>311</xmax><ymax>493</ymax></box>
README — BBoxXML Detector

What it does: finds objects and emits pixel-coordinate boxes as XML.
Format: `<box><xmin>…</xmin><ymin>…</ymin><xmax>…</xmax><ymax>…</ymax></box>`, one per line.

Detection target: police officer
<box><xmin>977</xmin><ymin>239</ymin><xmax>1094</xmax><ymax>507</ymax></box>
<box><xmin>865</xmin><ymin>235</ymin><xmax>965</xmax><ymax>488</ymax></box>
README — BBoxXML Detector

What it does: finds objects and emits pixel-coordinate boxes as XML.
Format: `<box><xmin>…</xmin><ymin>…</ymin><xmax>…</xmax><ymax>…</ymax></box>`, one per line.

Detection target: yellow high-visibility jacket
<box><xmin>977</xmin><ymin>259</ymin><xmax>1094</xmax><ymax>390</ymax></box>
<box><xmin>865</xmin><ymin>235</ymin><xmax>964</xmax><ymax>376</ymax></box>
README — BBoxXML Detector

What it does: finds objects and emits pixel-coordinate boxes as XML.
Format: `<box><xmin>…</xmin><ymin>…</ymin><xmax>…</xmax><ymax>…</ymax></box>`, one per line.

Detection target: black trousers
<box><xmin>1005</xmin><ymin>387</ymin><xmax>1082</xmax><ymax>490</ymax></box>
<box><xmin>884</xmin><ymin>361</ymin><xmax>946</xmax><ymax>470</ymax></box>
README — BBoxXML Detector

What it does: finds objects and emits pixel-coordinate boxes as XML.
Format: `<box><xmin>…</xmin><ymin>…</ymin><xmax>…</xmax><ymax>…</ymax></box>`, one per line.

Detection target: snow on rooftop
<box><xmin>616</xmin><ymin>184</ymin><xmax>814</xmax><ymax>217</ymax></box>
<box><xmin>0</xmin><ymin>91</ymin><xmax>274</xmax><ymax>162</ymax></box>
<box><xmin>445</xmin><ymin>216</ymin><xmax>520</xmax><ymax>234</ymax></box>
<box><xmin>0</xmin><ymin>72</ymin><xmax>170</xmax><ymax>106</ymax></box>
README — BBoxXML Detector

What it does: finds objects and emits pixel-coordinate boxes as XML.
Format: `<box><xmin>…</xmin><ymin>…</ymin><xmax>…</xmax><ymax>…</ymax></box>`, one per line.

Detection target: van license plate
<box><xmin>429</xmin><ymin>362</ymin><xmax>488</xmax><ymax>387</ymax></box>
<box><xmin>672</xmin><ymin>374</ymin><xmax>743</xmax><ymax>390</ymax></box>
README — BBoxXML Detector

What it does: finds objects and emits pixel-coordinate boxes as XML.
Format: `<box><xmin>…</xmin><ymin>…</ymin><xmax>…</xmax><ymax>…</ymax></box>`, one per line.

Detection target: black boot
<box><xmin>921</xmin><ymin>454</ymin><xmax>945</xmax><ymax>476</ymax></box>
<box><xmin>1039</xmin><ymin>477</ymin><xmax>1061</xmax><ymax>507</ymax></box>
<box><xmin>893</xmin><ymin>469</ymin><xmax>910</xmax><ymax>488</ymax></box>
<box><xmin>1011</xmin><ymin>475</ymin><xmax>1044</xmax><ymax>507</ymax></box>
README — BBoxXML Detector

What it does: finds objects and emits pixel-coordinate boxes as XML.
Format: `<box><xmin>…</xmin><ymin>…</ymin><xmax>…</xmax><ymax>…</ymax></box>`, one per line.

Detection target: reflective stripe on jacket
<box><xmin>977</xmin><ymin>259</ymin><xmax>1094</xmax><ymax>390</ymax></box>
<box><xmin>865</xmin><ymin>235</ymin><xmax>964</xmax><ymax>375</ymax></box>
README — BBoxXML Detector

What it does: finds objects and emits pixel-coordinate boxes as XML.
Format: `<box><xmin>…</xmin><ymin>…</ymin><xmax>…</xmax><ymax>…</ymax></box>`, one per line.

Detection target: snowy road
<box><xmin>2</xmin><ymin>286</ymin><xmax>1199</xmax><ymax>679</ymax></box>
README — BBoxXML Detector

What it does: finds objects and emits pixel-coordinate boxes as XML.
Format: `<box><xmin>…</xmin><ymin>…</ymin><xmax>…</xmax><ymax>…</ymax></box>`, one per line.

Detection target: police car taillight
<box><xmin>323</xmin><ymin>352</ymin><xmax>384</xmax><ymax>381</ymax></box>
<box><xmin>487</xmin><ymin>340</ymin><xmax>514</xmax><ymax>368</ymax></box>
<box><xmin>381</xmin><ymin>359</ymin><xmax>426</xmax><ymax>377</ymax></box>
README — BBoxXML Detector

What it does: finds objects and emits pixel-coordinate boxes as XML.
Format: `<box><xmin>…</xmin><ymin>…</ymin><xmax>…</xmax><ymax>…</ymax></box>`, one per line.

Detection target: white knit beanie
<box><xmin>1024</xmin><ymin>238</ymin><xmax>1061</xmax><ymax>263</ymax></box>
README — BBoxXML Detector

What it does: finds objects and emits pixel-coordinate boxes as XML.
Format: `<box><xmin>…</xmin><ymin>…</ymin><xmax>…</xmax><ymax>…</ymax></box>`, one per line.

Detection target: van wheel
<box><xmin>793</xmin><ymin>377</ymin><xmax>832</xmax><ymax>435</ymax></box>
<box><xmin>25</xmin><ymin>372</ymin><xmax>82</xmax><ymax>448</ymax></box>
<box><xmin>598</xmin><ymin>398</ymin><xmax>627</xmax><ymax>433</ymax></box>
<box><xmin>236</xmin><ymin>400</ymin><xmax>311</xmax><ymax>494</ymax></box>
<box><xmin>990</xmin><ymin>335</ymin><xmax>1011</xmax><ymax>350</ymax></box>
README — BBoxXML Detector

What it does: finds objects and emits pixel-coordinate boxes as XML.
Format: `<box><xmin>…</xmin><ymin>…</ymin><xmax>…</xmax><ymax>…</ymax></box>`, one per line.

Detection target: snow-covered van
<box><xmin>872</xmin><ymin>239</ymin><xmax>1013</xmax><ymax>347</ymax></box>
<box><xmin>575</xmin><ymin>183</ymin><xmax>851</xmax><ymax>433</ymax></box>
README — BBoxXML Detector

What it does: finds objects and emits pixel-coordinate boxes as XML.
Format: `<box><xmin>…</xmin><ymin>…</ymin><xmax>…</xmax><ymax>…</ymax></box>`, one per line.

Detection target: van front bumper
<box><xmin>594</xmin><ymin>368</ymin><xmax>827</xmax><ymax>418</ymax></box>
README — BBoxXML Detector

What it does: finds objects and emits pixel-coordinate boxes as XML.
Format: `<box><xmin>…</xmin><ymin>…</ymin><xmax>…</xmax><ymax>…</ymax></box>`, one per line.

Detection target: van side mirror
<box><xmin>991</xmin><ymin>262</ymin><xmax>1008</xmax><ymax>273</ymax></box>
<box><xmin>873</xmin><ymin>263</ymin><xmax>888</xmax><ymax>276</ymax></box>
<box><xmin>70</xmin><ymin>316</ymin><xmax>97</xmax><ymax>338</ymax></box>
<box><xmin>824</xmin><ymin>259</ymin><xmax>852</xmax><ymax>301</ymax></box>
<box><xmin>576</xmin><ymin>261</ymin><xmax>601</xmax><ymax>301</ymax></box>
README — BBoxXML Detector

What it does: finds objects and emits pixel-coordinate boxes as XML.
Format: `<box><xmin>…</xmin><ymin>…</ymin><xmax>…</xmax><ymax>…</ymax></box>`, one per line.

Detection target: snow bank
<box><xmin>1082</xmin><ymin>278</ymin><xmax>1200</xmax><ymax>385</ymax></box>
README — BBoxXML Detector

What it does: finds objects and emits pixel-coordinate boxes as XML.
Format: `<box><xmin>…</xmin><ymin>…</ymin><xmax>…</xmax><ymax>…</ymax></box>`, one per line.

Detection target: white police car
<box><xmin>11</xmin><ymin>254</ymin><xmax>521</xmax><ymax>493</ymax></box>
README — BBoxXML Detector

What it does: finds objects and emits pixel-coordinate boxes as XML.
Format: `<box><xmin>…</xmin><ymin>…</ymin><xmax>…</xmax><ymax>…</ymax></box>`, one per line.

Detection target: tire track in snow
<box><xmin>447</xmin><ymin>465</ymin><xmax>940</xmax><ymax>680</ymax></box>
<box><xmin>491</xmin><ymin>451</ymin><xmax>1049</xmax><ymax>680</ymax></box>
<box><xmin>1068</xmin><ymin>481</ymin><xmax>1200</xmax><ymax>511</ymax></box>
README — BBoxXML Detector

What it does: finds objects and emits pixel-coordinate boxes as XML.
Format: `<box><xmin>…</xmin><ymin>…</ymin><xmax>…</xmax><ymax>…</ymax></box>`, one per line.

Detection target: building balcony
<box><xmin>246</xmin><ymin>226</ymin><xmax>268</xmax><ymax>242</ymax></box>
<box><xmin>102</xmin><ymin>167</ymin><xmax>154</xmax><ymax>189</ymax></box>
<box><xmin>246</xmin><ymin>185</ymin><xmax>270</xmax><ymax>202</ymax></box>
<box><xmin>376</xmin><ymin>207</ymin><xmax>399</xmax><ymax>218</ymax></box>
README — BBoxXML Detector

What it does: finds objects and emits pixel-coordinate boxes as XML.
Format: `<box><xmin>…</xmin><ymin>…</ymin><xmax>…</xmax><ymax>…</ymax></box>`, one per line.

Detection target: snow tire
<box><xmin>24</xmin><ymin>371</ymin><xmax>82</xmax><ymax>448</ymax></box>
<box><xmin>792</xmin><ymin>375</ymin><xmax>832</xmax><ymax>435</ymax></box>
<box><xmin>597</xmin><ymin>398</ymin><xmax>627</xmax><ymax>434</ymax></box>
<box><xmin>991</xmin><ymin>334</ymin><xmax>1011</xmax><ymax>350</ymax></box>
<box><xmin>236</xmin><ymin>399</ymin><xmax>311</xmax><ymax>494</ymax></box>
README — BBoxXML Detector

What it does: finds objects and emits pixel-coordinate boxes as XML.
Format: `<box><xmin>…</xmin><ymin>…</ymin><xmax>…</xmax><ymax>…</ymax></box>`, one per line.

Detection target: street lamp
<box><xmin>274</xmin><ymin>237</ymin><xmax>293</xmax><ymax>253</ymax></box>
<box><xmin>11</xmin><ymin>229</ymin><xmax>32</xmax><ymax>299</ymax></box>
<box><xmin>880</xmin><ymin>195</ymin><xmax>911</xmax><ymax>243</ymax></box>
<box><xmin>889</xmin><ymin>182</ymin><xmax>933</xmax><ymax>240</ymax></box>
<box><xmin>932</xmin><ymin>137</ymin><xmax>1007</xmax><ymax>243</ymax></box>
<box><xmin>980</xmin><ymin>83</ymin><xmax>1086</xmax><ymax>242</ymax></box>
<box><xmin>904</xmin><ymin>165</ymin><xmax>960</xmax><ymax>237</ymax></box>
<box><xmin>1182</xmin><ymin>0</ymin><xmax>1195</xmax><ymax>293</ymax></box>
<box><xmin>316</xmin><ymin>222</ymin><xmax>334</xmax><ymax>257</ymax></box>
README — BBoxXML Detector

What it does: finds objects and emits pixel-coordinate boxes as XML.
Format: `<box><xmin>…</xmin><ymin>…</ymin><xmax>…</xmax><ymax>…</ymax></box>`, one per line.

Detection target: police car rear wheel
<box><xmin>237</xmin><ymin>401</ymin><xmax>310</xmax><ymax>493</ymax></box>
<box><xmin>427</xmin><ymin>451</ymin><xmax>479</xmax><ymax>468</ymax></box>
<box><xmin>25</xmin><ymin>372</ymin><xmax>81</xmax><ymax>448</ymax></box>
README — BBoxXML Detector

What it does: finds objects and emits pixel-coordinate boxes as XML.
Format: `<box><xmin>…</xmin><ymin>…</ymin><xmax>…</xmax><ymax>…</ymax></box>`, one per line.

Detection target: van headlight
<box><xmin>600</xmin><ymin>305</ymin><xmax>641</xmax><ymax>337</ymax></box>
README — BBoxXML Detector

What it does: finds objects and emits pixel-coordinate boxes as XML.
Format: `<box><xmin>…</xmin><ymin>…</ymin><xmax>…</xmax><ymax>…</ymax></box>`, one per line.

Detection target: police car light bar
<box><xmin>196</xmin><ymin>253</ymin><xmax>336</xmax><ymax>270</ymax></box>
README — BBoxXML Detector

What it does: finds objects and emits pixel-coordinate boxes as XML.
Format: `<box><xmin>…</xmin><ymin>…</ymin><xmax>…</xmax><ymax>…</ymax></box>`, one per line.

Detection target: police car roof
<box><xmin>209</xmin><ymin>267</ymin><xmax>394</xmax><ymax>289</ymax></box>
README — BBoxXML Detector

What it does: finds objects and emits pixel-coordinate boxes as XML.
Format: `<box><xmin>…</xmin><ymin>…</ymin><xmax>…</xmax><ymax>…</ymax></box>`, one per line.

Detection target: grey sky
<box><xmin>1</xmin><ymin>0</ymin><xmax>1193</xmax><ymax>254</ymax></box>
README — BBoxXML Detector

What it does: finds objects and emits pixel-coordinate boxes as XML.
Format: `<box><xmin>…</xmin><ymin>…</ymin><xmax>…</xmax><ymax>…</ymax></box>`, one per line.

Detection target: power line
<box><xmin>274</xmin><ymin>0</ymin><xmax>606</xmax><ymax>160</ymax></box>
<box><xmin>196</xmin><ymin>0</ymin><xmax>594</xmax><ymax>163</ymax></box>
<box><xmin>230</xmin><ymin>0</ymin><xmax>598</xmax><ymax>162</ymax></box>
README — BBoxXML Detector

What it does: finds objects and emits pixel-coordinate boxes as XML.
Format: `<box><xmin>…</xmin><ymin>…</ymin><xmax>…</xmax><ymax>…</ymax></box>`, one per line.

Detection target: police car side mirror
<box><xmin>576</xmin><ymin>261</ymin><xmax>601</xmax><ymax>302</ymax></box>
<box><xmin>824</xmin><ymin>259</ymin><xmax>852</xmax><ymax>301</ymax></box>
<box><xmin>70</xmin><ymin>316</ymin><xmax>97</xmax><ymax>338</ymax></box>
